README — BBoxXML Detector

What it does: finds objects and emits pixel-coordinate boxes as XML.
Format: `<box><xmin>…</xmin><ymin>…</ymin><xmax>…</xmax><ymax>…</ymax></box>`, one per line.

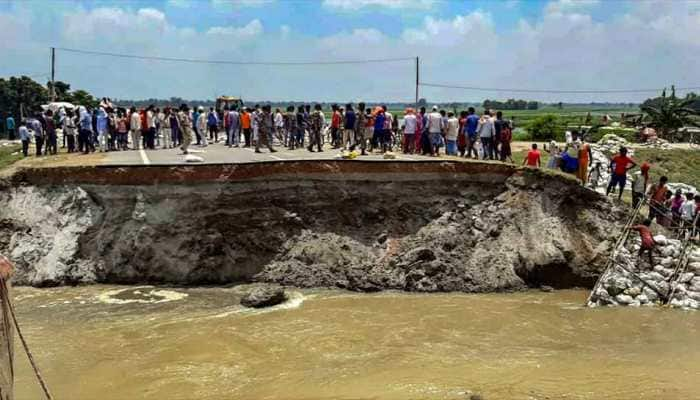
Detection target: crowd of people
<box><xmin>14</xmin><ymin>101</ymin><xmax>521</xmax><ymax>159</ymax></box>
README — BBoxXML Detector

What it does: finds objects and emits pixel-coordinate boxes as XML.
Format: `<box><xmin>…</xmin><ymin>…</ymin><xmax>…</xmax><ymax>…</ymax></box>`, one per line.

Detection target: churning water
<box><xmin>13</xmin><ymin>286</ymin><xmax>700</xmax><ymax>399</ymax></box>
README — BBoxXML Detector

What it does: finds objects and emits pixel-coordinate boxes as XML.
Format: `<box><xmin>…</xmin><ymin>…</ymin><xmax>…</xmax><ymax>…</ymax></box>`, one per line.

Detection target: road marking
<box><xmin>268</xmin><ymin>154</ymin><xmax>284</xmax><ymax>160</ymax></box>
<box><xmin>139</xmin><ymin>149</ymin><xmax>151</xmax><ymax>165</ymax></box>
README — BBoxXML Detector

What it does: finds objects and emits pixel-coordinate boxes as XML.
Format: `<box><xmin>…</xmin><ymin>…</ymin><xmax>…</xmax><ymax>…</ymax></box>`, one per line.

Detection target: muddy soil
<box><xmin>0</xmin><ymin>162</ymin><xmax>625</xmax><ymax>291</ymax></box>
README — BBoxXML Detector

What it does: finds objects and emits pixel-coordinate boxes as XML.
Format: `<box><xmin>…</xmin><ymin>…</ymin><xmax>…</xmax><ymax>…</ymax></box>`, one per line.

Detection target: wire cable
<box><xmin>420</xmin><ymin>82</ymin><xmax>700</xmax><ymax>94</ymax></box>
<box><xmin>55</xmin><ymin>47</ymin><xmax>415</xmax><ymax>66</ymax></box>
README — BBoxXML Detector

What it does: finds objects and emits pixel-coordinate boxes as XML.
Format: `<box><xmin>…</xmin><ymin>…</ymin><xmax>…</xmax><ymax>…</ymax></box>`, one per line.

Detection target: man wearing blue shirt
<box><xmin>5</xmin><ymin>116</ymin><xmax>15</xmax><ymax>140</ymax></box>
<box><xmin>464</xmin><ymin>107</ymin><xmax>480</xmax><ymax>158</ymax></box>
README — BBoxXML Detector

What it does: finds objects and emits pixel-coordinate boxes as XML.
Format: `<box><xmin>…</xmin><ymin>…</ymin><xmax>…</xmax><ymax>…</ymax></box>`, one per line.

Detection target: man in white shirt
<box><xmin>403</xmin><ymin>108</ymin><xmax>417</xmax><ymax>154</ymax></box>
<box><xmin>427</xmin><ymin>106</ymin><xmax>443</xmax><ymax>156</ymax></box>
<box><xmin>446</xmin><ymin>112</ymin><xmax>459</xmax><ymax>156</ymax></box>
<box><xmin>129</xmin><ymin>107</ymin><xmax>141</xmax><ymax>150</ymax></box>
<box><xmin>477</xmin><ymin>110</ymin><xmax>495</xmax><ymax>160</ymax></box>
<box><xmin>196</xmin><ymin>106</ymin><xmax>209</xmax><ymax>147</ymax></box>
<box><xmin>274</xmin><ymin>108</ymin><xmax>284</xmax><ymax>146</ymax></box>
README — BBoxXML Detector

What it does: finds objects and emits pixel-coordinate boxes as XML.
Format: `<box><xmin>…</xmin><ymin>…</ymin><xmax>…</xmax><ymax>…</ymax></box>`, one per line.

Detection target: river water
<box><xmin>12</xmin><ymin>285</ymin><xmax>700</xmax><ymax>400</ymax></box>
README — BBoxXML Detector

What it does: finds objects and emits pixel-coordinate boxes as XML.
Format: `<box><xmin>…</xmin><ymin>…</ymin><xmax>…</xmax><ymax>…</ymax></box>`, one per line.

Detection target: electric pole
<box><xmin>415</xmin><ymin>56</ymin><xmax>419</xmax><ymax>108</ymax></box>
<box><xmin>50</xmin><ymin>47</ymin><xmax>56</xmax><ymax>101</ymax></box>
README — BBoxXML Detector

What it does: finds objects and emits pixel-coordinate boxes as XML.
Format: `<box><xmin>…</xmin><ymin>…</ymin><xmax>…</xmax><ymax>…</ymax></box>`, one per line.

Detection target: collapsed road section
<box><xmin>0</xmin><ymin>160</ymin><xmax>625</xmax><ymax>291</ymax></box>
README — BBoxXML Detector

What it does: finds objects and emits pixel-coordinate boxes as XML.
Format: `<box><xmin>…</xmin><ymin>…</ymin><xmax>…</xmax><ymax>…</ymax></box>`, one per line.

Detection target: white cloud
<box><xmin>4</xmin><ymin>0</ymin><xmax>700</xmax><ymax>103</ymax></box>
<box><xmin>323</xmin><ymin>0</ymin><xmax>436</xmax><ymax>11</ymax></box>
<box><xmin>402</xmin><ymin>11</ymin><xmax>495</xmax><ymax>46</ymax></box>
<box><xmin>206</xmin><ymin>19</ymin><xmax>263</xmax><ymax>38</ymax></box>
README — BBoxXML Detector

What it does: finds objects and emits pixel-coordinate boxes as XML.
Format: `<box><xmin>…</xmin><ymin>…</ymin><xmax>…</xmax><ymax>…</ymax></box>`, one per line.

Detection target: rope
<box><xmin>0</xmin><ymin>277</ymin><xmax>54</xmax><ymax>400</ymax></box>
<box><xmin>55</xmin><ymin>47</ymin><xmax>415</xmax><ymax>66</ymax></box>
<box><xmin>586</xmin><ymin>197</ymin><xmax>646</xmax><ymax>304</ymax></box>
<box><xmin>419</xmin><ymin>81</ymin><xmax>700</xmax><ymax>94</ymax></box>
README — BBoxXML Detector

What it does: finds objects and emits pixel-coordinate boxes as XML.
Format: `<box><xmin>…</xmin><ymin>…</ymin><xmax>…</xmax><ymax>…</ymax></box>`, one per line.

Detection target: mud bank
<box><xmin>0</xmin><ymin>161</ymin><xmax>625</xmax><ymax>290</ymax></box>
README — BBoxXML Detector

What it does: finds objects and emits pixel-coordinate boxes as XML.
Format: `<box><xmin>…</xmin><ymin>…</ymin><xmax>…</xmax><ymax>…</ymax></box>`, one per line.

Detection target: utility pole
<box><xmin>415</xmin><ymin>56</ymin><xmax>419</xmax><ymax>108</ymax></box>
<box><xmin>50</xmin><ymin>47</ymin><xmax>56</xmax><ymax>101</ymax></box>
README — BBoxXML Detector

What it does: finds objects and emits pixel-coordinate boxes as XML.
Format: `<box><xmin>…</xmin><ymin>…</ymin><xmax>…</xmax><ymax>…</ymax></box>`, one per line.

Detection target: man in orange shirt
<box><xmin>522</xmin><ymin>143</ymin><xmax>541</xmax><ymax>168</ymax></box>
<box><xmin>646</xmin><ymin>176</ymin><xmax>668</xmax><ymax>222</ymax></box>
<box><xmin>240</xmin><ymin>108</ymin><xmax>252</xmax><ymax>147</ymax></box>
<box><xmin>606</xmin><ymin>146</ymin><xmax>637</xmax><ymax>201</ymax></box>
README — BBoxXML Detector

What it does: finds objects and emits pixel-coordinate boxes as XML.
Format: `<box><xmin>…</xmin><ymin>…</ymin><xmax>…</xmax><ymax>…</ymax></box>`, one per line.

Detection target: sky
<box><xmin>1</xmin><ymin>0</ymin><xmax>699</xmax><ymax>103</ymax></box>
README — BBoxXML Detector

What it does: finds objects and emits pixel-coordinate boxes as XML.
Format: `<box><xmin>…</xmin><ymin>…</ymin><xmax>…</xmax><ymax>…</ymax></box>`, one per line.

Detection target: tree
<box><xmin>0</xmin><ymin>76</ymin><xmax>49</xmax><ymax>121</ymax></box>
<box><xmin>70</xmin><ymin>90</ymin><xmax>99</xmax><ymax>109</ymax></box>
<box><xmin>526</xmin><ymin>114</ymin><xmax>562</xmax><ymax>141</ymax></box>
<box><xmin>641</xmin><ymin>86</ymin><xmax>700</xmax><ymax>140</ymax></box>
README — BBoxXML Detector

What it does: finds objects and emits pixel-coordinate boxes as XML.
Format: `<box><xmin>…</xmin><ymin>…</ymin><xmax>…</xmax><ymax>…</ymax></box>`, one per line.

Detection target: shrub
<box><xmin>526</xmin><ymin>114</ymin><xmax>563</xmax><ymax>141</ymax></box>
<box><xmin>511</xmin><ymin>128</ymin><xmax>531</xmax><ymax>141</ymax></box>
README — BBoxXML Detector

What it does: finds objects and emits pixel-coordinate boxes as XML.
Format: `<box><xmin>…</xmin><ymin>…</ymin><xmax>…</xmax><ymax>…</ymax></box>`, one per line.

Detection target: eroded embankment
<box><xmin>0</xmin><ymin>161</ymin><xmax>625</xmax><ymax>291</ymax></box>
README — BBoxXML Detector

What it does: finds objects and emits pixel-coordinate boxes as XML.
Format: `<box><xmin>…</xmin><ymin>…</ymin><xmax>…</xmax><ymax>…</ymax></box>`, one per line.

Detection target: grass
<box><xmin>633</xmin><ymin>148</ymin><xmax>700</xmax><ymax>189</ymax></box>
<box><xmin>0</xmin><ymin>143</ymin><xmax>22</xmax><ymax>171</ymax></box>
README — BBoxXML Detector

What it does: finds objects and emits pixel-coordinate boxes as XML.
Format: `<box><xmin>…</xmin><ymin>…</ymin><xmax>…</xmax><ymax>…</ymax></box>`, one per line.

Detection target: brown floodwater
<box><xmin>12</xmin><ymin>286</ymin><xmax>700</xmax><ymax>400</ymax></box>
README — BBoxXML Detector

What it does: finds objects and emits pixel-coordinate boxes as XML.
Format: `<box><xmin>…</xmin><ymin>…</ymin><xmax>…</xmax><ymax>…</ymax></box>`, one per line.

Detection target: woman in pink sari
<box><xmin>414</xmin><ymin>111</ymin><xmax>423</xmax><ymax>150</ymax></box>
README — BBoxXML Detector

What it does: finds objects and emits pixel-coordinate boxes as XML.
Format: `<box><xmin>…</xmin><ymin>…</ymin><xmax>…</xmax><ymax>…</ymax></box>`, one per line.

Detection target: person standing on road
<box><xmin>284</xmin><ymin>106</ymin><xmax>297</xmax><ymax>150</ymax></box>
<box><xmin>353</xmin><ymin>102</ymin><xmax>368</xmax><ymax>155</ymax></box>
<box><xmin>192</xmin><ymin>107</ymin><xmax>201</xmax><ymax>146</ymax></box>
<box><xmin>372</xmin><ymin>107</ymin><xmax>385</xmax><ymax>153</ymax></box>
<box><xmin>464</xmin><ymin>107</ymin><xmax>479</xmax><ymax>158</ymax></box>
<box><xmin>494</xmin><ymin>111</ymin><xmax>507</xmax><ymax>160</ymax></box>
<box><xmin>605</xmin><ymin>146</ymin><xmax>636</xmax><ymax>201</ymax></box>
<box><xmin>296</xmin><ymin>105</ymin><xmax>306</xmax><ymax>149</ymax></box>
<box><xmin>6</xmin><ymin>116</ymin><xmax>15</xmax><ymax>140</ymax></box>
<box><xmin>402</xmin><ymin>108</ymin><xmax>417</xmax><ymax>154</ymax></box>
<box><xmin>255</xmin><ymin>105</ymin><xmax>277</xmax><ymax>153</ymax></box>
<box><xmin>78</xmin><ymin>106</ymin><xmax>93</xmax><ymax>154</ymax></box>
<box><xmin>308</xmin><ymin>104</ymin><xmax>324</xmax><ymax>153</ymax></box>
<box><xmin>227</xmin><ymin>105</ymin><xmax>241</xmax><ymax>148</ymax></box>
<box><xmin>145</xmin><ymin>105</ymin><xmax>157</xmax><ymax>150</ymax></box>
<box><xmin>477</xmin><ymin>110</ymin><xmax>495</xmax><ymax>160</ymax></box>
<box><xmin>500</xmin><ymin>120</ymin><xmax>513</xmax><ymax>163</ymax></box>
<box><xmin>64</xmin><ymin>109</ymin><xmax>77</xmax><ymax>153</ymax></box>
<box><xmin>96</xmin><ymin>107</ymin><xmax>109</xmax><ymax>152</ymax></box>
<box><xmin>274</xmin><ymin>108</ymin><xmax>285</xmax><ymax>146</ymax></box>
<box><xmin>240</xmin><ymin>108</ymin><xmax>252</xmax><ymax>147</ymax></box>
<box><xmin>427</xmin><ymin>106</ymin><xmax>443</xmax><ymax>156</ymax></box>
<box><xmin>177</xmin><ymin>104</ymin><xmax>193</xmax><ymax>155</ymax></box>
<box><xmin>18</xmin><ymin>120</ymin><xmax>30</xmax><ymax>157</ymax></box>
<box><xmin>196</xmin><ymin>106</ymin><xmax>209</xmax><ymax>147</ymax></box>
<box><xmin>158</xmin><ymin>108</ymin><xmax>170</xmax><ymax>149</ymax></box>
<box><xmin>382</xmin><ymin>105</ymin><xmax>393</xmax><ymax>153</ymax></box>
<box><xmin>445</xmin><ymin>112</ymin><xmax>459</xmax><ymax>156</ymax></box>
<box><xmin>44</xmin><ymin>110</ymin><xmax>58</xmax><ymax>155</ymax></box>
<box><xmin>343</xmin><ymin>103</ymin><xmax>355</xmax><ymax>151</ymax></box>
<box><xmin>207</xmin><ymin>107</ymin><xmax>219</xmax><ymax>143</ymax></box>
<box><xmin>129</xmin><ymin>107</ymin><xmax>141</xmax><ymax>150</ymax></box>
<box><xmin>330</xmin><ymin>104</ymin><xmax>341</xmax><ymax>149</ymax></box>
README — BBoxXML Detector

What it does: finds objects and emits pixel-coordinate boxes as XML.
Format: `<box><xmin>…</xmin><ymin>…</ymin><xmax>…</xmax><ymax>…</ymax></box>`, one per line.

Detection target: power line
<box><xmin>419</xmin><ymin>82</ymin><xmax>700</xmax><ymax>94</ymax></box>
<box><xmin>55</xmin><ymin>47</ymin><xmax>415</xmax><ymax>66</ymax></box>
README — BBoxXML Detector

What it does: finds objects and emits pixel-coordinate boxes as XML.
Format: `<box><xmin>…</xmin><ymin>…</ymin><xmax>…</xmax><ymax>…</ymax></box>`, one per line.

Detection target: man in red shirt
<box><xmin>522</xmin><ymin>143</ymin><xmax>541</xmax><ymax>168</ymax></box>
<box><xmin>631</xmin><ymin>218</ymin><xmax>656</xmax><ymax>266</ymax></box>
<box><xmin>606</xmin><ymin>146</ymin><xmax>637</xmax><ymax>200</ymax></box>
<box><xmin>330</xmin><ymin>104</ymin><xmax>342</xmax><ymax>149</ymax></box>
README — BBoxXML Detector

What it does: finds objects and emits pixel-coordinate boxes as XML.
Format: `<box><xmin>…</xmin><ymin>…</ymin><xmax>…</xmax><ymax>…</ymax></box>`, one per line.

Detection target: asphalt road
<box><xmin>105</xmin><ymin>139</ymin><xmax>433</xmax><ymax>165</ymax></box>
